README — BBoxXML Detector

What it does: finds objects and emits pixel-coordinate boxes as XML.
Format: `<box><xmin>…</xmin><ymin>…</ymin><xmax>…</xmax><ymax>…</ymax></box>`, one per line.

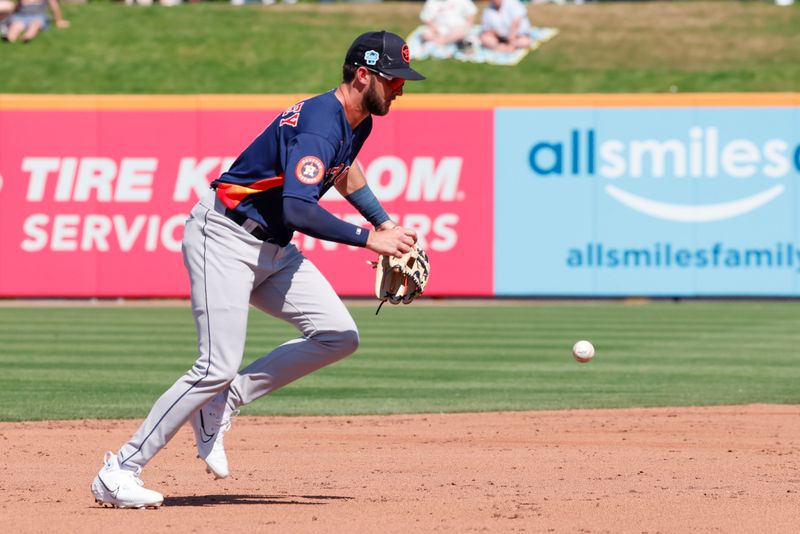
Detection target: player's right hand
<box><xmin>366</xmin><ymin>226</ymin><xmax>417</xmax><ymax>258</ymax></box>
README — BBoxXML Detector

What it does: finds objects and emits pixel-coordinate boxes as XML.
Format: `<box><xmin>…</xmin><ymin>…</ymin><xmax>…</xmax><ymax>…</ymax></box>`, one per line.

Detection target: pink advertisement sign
<box><xmin>0</xmin><ymin>106</ymin><xmax>493</xmax><ymax>297</ymax></box>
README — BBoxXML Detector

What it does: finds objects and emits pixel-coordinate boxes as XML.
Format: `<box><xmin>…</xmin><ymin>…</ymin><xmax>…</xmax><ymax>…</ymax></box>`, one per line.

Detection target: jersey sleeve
<box><xmin>282</xmin><ymin>133</ymin><xmax>338</xmax><ymax>203</ymax></box>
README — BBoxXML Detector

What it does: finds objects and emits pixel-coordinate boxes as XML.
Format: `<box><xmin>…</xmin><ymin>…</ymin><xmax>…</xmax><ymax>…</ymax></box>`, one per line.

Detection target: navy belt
<box><xmin>224</xmin><ymin>208</ymin><xmax>275</xmax><ymax>242</ymax></box>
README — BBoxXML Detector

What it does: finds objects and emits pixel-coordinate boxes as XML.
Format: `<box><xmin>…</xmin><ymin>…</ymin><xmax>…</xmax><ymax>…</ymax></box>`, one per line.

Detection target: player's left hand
<box><xmin>366</xmin><ymin>225</ymin><xmax>417</xmax><ymax>258</ymax></box>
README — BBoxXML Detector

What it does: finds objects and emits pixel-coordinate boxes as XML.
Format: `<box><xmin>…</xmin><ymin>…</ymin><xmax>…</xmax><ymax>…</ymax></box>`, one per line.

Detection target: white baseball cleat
<box><xmin>90</xmin><ymin>451</ymin><xmax>163</xmax><ymax>509</ymax></box>
<box><xmin>190</xmin><ymin>392</ymin><xmax>237</xmax><ymax>479</ymax></box>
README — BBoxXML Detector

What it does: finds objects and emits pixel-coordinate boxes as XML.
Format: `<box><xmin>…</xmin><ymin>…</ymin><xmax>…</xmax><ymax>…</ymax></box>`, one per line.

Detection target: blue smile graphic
<box><xmin>605</xmin><ymin>183</ymin><xmax>786</xmax><ymax>223</ymax></box>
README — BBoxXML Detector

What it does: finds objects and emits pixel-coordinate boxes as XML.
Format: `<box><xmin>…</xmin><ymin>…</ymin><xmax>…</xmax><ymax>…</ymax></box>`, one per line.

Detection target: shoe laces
<box><xmin>131</xmin><ymin>468</ymin><xmax>145</xmax><ymax>487</ymax></box>
<box><xmin>117</xmin><ymin>467</ymin><xmax>146</xmax><ymax>488</ymax></box>
<box><xmin>106</xmin><ymin>464</ymin><xmax>145</xmax><ymax>489</ymax></box>
<box><xmin>214</xmin><ymin>410</ymin><xmax>239</xmax><ymax>448</ymax></box>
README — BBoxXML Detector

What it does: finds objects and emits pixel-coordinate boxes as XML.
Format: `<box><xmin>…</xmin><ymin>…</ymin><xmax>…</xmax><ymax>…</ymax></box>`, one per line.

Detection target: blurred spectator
<box><xmin>419</xmin><ymin>0</ymin><xmax>477</xmax><ymax>48</ymax></box>
<box><xmin>3</xmin><ymin>0</ymin><xmax>69</xmax><ymax>44</ymax></box>
<box><xmin>480</xmin><ymin>0</ymin><xmax>532</xmax><ymax>53</ymax></box>
<box><xmin>230</xmin><ymin>0</ymin><xmax>297</xmax><ymax>5</ymax></box>
<box><xmin>124</xmin><ymin>0</ymin><xmax>183</xmax><ymax>5</ymax></box>
<box><xmin>0</xmin><ymin>0</ymin><xmax>14</xmax><ymax>38</ymax></box>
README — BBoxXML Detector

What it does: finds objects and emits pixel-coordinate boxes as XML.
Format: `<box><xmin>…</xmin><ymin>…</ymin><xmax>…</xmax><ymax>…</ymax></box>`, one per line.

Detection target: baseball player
<box><xmin>91</xmin><ymin>30</ymin><xmax>425</xmax><ymax>509</ymax></box>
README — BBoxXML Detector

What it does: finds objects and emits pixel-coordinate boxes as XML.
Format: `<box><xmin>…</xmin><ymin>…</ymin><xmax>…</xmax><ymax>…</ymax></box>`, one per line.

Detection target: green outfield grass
<box><xmin>2</xmin><ymin>2</ymin><xmax>798</xmax><ymax>93</ymax></box>
<box><xmin>0</xmin><ymin>301</ymin><xmax>798</xmax><ymax>421</ymax></box>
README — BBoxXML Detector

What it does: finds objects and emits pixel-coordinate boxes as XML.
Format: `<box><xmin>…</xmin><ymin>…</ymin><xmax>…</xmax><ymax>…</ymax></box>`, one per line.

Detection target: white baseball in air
<box><xmin>572</xmin><ymin>340</ymin><xmax>595</xmax><ymax>363</ymax></box>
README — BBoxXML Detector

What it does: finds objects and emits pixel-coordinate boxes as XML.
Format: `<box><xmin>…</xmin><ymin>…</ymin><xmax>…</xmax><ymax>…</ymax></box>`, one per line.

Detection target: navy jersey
<box><xmin>211</xmin><ymin>90</ymin><xmax>373</xmax><ymax>245</ymax></box>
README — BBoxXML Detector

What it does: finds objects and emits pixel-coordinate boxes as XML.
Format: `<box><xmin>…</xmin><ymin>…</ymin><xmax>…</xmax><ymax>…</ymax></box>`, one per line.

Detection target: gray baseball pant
<box><xmin>117</xmin><ymin>189</ymin><xmax>359</xmax><ymax>472</ymax></box>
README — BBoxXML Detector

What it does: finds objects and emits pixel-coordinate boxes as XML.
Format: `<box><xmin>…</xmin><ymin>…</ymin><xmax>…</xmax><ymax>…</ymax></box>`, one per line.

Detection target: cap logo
<box><xmin>401</xmin><ymin>44</ymin><xmax>410</xmax><ymax>63</ymax></box>
<box><xmin>364</xmin><ymin>50</ymin><xmax>379</xmax><ymax>66</ymax></box>
<box><xmin>295</xmin><ymin>156</ymin><xmax>325</xmax><ymax>185</ymax></box>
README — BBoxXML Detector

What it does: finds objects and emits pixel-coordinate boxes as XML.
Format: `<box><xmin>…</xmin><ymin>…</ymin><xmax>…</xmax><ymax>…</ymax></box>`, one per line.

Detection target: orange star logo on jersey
<box><xmin>295</xmin><ymin>156</ymin><xmax>325</xmax><ymax>185</ymax></box>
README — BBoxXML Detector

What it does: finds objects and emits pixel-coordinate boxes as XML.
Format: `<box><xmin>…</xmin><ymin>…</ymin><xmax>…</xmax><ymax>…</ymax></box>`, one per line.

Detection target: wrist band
<box><xmin>345</xmin><ymin>186</ymin><xmax>391</xmax><ymax>228</ymax></box>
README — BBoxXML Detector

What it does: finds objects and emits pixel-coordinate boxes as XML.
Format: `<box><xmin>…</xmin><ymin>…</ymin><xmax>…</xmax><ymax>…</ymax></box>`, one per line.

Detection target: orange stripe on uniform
<box><xmin>215</xmin><ymin>176</ymin><xmax>285</xmax><ymax>209</ymax></box>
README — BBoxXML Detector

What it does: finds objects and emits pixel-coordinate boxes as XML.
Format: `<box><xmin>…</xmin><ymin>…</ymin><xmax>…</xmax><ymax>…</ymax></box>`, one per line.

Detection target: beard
<box><xmin>363</xmin><ymin>77</ymin><xmax>390</xmax><ymax>116</ymax></box>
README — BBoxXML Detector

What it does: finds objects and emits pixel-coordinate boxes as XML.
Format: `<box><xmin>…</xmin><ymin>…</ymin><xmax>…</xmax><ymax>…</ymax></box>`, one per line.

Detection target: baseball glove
<box><xmin>371</xmin><ymin>244</ymin><xmax>430</xmax><ymax>313</ymax></box>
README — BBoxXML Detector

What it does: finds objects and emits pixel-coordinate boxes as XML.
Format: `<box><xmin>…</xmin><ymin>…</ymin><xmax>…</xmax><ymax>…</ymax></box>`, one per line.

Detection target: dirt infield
<box><xmin>2</xmin><ymin>405</ymin><xmax>798</xmax><ymax>533</ymax></box>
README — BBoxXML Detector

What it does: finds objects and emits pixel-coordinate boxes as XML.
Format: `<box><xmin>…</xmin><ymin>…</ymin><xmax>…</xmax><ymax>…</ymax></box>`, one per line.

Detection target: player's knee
<box><xmin>338</xmin><ymin>329</ymin><xmax>360</xmax><ymax>356</ymax></box>
<box><xmin>318</xmin><ymin>329</ymin><xmax>360</xmax><ymax>358</ymax></box>
<box><xmin>203</xmin><ymin>360</ymin><xmax>240</xmax><ymax>384</ymax></box>
<box><xmin>188</xmin><ymin>357</ymin><xmax>239</xmax><ymax>384</ymax></box>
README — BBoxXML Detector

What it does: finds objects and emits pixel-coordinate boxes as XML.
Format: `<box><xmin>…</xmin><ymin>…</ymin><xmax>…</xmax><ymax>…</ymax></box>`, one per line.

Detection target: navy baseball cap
<box><xmin>345</xmin><ymin>31</ymin><xmax>426</xmax><ymax>81</ymax></box>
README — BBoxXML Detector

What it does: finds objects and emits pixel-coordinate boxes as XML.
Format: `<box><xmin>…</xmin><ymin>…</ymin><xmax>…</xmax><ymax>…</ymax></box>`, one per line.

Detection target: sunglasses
<box><xmin>360</xmin><ymin>65</ymin><xmax>406</xmax><ymax>91</ymax></box>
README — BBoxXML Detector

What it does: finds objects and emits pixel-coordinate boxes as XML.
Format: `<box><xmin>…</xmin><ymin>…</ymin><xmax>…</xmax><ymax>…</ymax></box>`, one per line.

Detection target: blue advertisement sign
<box><xmin>495</xmin><ymin>107</ymin><xmax>800</xmax><ymax>296</ymax></box>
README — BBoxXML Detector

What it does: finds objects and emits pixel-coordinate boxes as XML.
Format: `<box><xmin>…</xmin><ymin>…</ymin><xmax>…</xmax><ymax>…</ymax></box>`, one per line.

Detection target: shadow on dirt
<box><xmin>163</xmin><ymin>494</ymin><xmax>354</xmax><ymax>507</ymax></box>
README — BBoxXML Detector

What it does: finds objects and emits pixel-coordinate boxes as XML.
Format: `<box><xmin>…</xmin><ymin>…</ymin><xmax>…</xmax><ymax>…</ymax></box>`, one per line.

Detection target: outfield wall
<box><xmin>0</xmin><ymin>94</ymin><xmax>798</xmax><ymax>298</ymax></box>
